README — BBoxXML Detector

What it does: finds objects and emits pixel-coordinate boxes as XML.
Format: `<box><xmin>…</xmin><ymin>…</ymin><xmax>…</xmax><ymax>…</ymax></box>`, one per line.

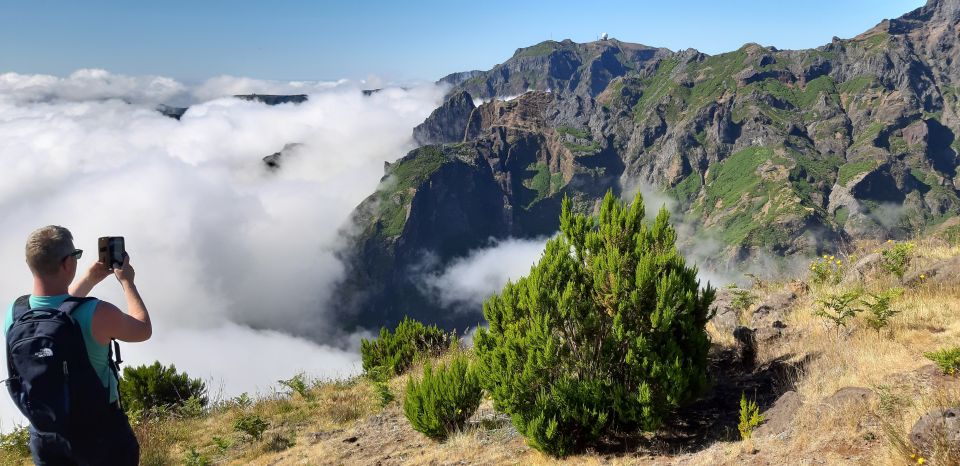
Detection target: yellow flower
<box><xmin>836</xmin><ymin>260</ymin><xmax>842</xmax><ymax>265</ymax></box>
<box><xmin>887</xmin><ymin>239</ymin><xmax>894</xmax><ymax>243</ymax></box>
<box><xmin>823</xmin><ymin>254</ymin><xmax>829</xmax><ymax>259</ymax></box>
<box><xmin>829</xmin><ymin>255</ymin><xmax>835</xmax><ymax>260</ymax></box>
<box><xmin>920</xmin><ymin>274</ymin><xmax>926</xmax><ymax>280</ymax></box>
<box><xmin>918</xmin><ymin>457</ymin><xmax>926</xmax><ymax>465</ymax></box>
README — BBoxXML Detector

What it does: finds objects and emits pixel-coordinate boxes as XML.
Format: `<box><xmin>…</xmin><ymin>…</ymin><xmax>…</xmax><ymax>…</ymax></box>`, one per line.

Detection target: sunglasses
<box><xmin>62</xmin><ymin>249</ymin><xmax>83</xmax><ymax>262</ymax></box>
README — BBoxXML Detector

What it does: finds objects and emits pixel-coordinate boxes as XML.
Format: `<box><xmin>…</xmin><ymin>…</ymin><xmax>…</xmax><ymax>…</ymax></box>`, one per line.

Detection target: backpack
<box><xmin>5</xmin><ymin>295</ymin><xmax>121</xmax><ymax>437</ymax></box>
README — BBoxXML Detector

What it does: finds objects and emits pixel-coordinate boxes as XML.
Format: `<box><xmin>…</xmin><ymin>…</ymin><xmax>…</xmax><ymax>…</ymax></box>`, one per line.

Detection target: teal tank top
<box><xmin>5</xmin><ymin>295</ymin><xmax>119</xmax><ymax>403</ymax></box>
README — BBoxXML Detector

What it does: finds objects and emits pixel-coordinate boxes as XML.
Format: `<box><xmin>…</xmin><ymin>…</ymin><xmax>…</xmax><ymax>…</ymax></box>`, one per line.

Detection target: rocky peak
<box><xmin>453</xmin><ymin>39</ymin><xmax>670</xmax><ymax>100</ymax></box>
<box><xmin>465</xmin><ymin>91</ymin><xmax>554</xmax><ymax>140</ymax></box>
<box><xmin>905</xmin><ymin>0</ymin><xmax>960</xmax><ymax>25</ymax></box>
<box><xmin>412</xmin><ymin>90</ymin><xmax>476</xmax><ymax>146</ymax></box>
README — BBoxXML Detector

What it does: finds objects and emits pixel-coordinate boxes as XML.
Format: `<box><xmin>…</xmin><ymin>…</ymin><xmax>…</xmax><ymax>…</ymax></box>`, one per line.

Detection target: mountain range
<box><xmin>336</xmin><ymin>0</ymin><xmax>960</xmax><ymax>333</ymax></box>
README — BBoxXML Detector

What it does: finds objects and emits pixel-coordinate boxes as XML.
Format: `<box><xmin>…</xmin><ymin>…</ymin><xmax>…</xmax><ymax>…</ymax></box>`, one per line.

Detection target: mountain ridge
<box><xmin>334</xmin><ymin>0</ymin><xmax>960</xmax><ymax>333</ymax></box>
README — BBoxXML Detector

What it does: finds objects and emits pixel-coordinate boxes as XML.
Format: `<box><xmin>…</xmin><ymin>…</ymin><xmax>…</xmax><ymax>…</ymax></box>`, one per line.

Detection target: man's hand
<box><xmin>70</xmin><ymin>260</ymin><xmax>113</xmax><ymax>297</ymax></box>
<box><xmin>114</xmin><ymin>254</ymin><xmax>135</xmax><ymax>287</ymax></box>
<box><xmin>85</xmin><ymin>260</ymin><xmax>113</xmax><ymax>284</ymax></box>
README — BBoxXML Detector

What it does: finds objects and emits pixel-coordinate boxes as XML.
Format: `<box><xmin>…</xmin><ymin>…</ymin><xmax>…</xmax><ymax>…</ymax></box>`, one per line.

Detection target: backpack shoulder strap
<box><xmin>11</xmin><ymin>295</ymin><xmax>31</xmax><ymax>322</ymax></box>
<box><xmin>59</xmin><ymin>296</ymin><xmax>96</xmax><ymax>316</ymax></box>
<box><xmin>108</xmin><ymin>339</ymin><xmax>124</xmax><ymax>410</ymax></box>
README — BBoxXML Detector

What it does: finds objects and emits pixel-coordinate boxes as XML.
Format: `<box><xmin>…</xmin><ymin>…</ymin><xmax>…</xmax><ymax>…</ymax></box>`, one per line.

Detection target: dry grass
<box><xmin>750</xmin><ymin>240</ymin><xmax>960</xmax><ymax>465</ymax></box>
<box><xmin>2</xmin><ymin>240</ymin><xmax>959</xmax><ymax>465</ymax></box>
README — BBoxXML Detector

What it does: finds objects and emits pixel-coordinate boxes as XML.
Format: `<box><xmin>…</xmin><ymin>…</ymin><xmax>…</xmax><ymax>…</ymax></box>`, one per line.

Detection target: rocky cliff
<box><xmin>337</xmin><ymin>0</ymin><xmax>960</xmax><ymax>332</ymax></box>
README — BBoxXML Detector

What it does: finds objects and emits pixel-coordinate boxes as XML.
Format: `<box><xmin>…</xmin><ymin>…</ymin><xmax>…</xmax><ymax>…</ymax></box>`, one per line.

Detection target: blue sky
<box><xmin>0</xmin><ymin>0</ymin><xmax>925</xmax><ymax>83</ymax></box>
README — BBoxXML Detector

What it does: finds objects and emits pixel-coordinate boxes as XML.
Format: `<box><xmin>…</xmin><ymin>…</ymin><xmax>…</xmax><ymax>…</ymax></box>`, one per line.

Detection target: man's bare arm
<box><xmin>90</xmin><ymin>255</ymin><xmax>152</xmax><ymax>344</ymax></box>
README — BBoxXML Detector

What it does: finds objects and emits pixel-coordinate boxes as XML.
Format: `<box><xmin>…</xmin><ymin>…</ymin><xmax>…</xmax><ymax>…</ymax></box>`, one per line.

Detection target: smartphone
<box><xmin>98</xmin><ymin>237</ymin><xmax>126</xmax><ymax>270</ymax></box>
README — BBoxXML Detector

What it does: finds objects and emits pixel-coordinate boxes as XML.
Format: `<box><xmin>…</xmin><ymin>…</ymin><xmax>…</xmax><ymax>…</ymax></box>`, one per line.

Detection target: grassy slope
<box><xmin>3</xmin><ymin>238</ymin><xmax>955</xmax><ymax>465</ymax></box>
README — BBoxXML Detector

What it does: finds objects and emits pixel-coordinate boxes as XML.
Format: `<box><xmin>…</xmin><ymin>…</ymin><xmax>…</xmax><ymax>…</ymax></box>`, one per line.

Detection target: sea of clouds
<box><xmin>0</xmin><ymin>69</ymin><xmax>460</xmax><ymax>429</ymax></box>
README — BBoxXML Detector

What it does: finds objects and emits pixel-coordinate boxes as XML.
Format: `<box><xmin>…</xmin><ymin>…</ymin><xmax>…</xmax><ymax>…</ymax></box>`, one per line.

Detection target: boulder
<box><xmin>709</xmin><ymin>288</ymin><xmax>739</xmax><ymax>335</ymax></box>
<box><xmin>754</xmin><ymin>391</ymin><xmax>802</xmax><ymax>438</ymax></box>
<box><xmin>909</xmin><ymin>408</ymin><xmax>960</xmax><ymax>458</ymax></box>
<box><xmin>843</xmin><ymin>252</ymin><xmax>883</xmax><ymax>283</ymax></box>
<box><xmin>822</xmin><ymin>387</ymin><xmax>875</xmax><ymax>409</ymax></box>
<box><xmin>755</xmin><ymin>320</ymin><xmax>788</xmax><ymax>343</ymax></box>
<box><xmin>904</xmin><ymin>256</ymin><xmax>960</xmax><ymax>286</ymax></box>
<box><xmin>751</xmin><ymin>290</ymin><xmax>797</xmax><ymax>326</ymax></box>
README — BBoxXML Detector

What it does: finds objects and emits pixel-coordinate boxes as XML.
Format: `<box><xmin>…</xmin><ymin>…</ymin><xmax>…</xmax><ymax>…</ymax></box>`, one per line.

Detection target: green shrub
<box><xmin>809</xmin><ymin>254</ymin><xmax>844</xmax><ymax>285</ymax></box>
<box><xmin>474</xmin><ymin>191</ymin><xmax>714</xmax><ymax>457</ymax></box>
<box><xmin>211</xmin><ymin>435</ymin><xmax>233</xmax><ymax>454</ymax></box>
<box><xmin>120</xmin><ymin>361</ymin><xmax>208</xmax><ymax>416</ymax></box>
<box><xmin>178</xmin><ymin>395</ymin><xmax>206</xmax><ymax>418</ymax></box>
<box><xmin>924</xmin><ymin>346</ymin><xmax>960</xmax><ymax>376</ymax></box>
<box><xmin>403</xmin><ymin>354</ymin><xmax>482</xmax><ymax>441</ymax></box>
<box><xmin>234</xmin><ymin>413</ymin><xmax>270</xmax><ymax>441</ymax></box>
<box><xmin>361</xmin><ymin>317</ymin><xmax>453</xmax><ymax>377</ymax></box>
<box><xmin>232</xmin><ymin>392</ymin><xmax>253</xmax><ymax>409</ymax></box>
<box><xmin>0</xmin><ymin>425</ymin><xmax>29</xmax><ymax>457</ymax></box>
<box><xmin>730</xmin><ymin>287</ymin><xmax>757</xmax><ymax>313</ymax></box>
<box><xmin>374</xmin><ymin>380</ymin><xmax>394</xmax><ymax>407</ymax></box>
<box><xmin>738</xmin><ymin>393</ymin><xmax>764</xmax><ymax>440</ymax></box>
<box><xmin>862</xmin><ymin>288</ymin><xmax>903</xmax><ymax>334</ymax></box>
<box><xmin>730</xmin><ymin>287</ymin><xmax>757</xmax><ymax>324</ymax></box>
<box><xmin>184</xmin><ymin>448</ymin><xmax>211</xmax><ymax>466</ymax></box>
<box><xmin>815</xmin><ymin>290</ymin><xmax>863</xmax><ymax>335</ymax></box>
<box><xmin>880</xmin><ymin>241</ymin><xmax>914</xmax><ymax>280</ymax></box>
<box><xmin>278</xmin><ymin>373</ymin><xmax>313</xmax><ymax>400</ymax></box>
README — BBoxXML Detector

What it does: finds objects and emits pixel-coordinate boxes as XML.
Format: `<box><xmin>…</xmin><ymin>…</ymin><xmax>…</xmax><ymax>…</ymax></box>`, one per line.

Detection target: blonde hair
<box><xmin>25</xmin><ymin>225</ymin><xmax>74</xmax><ymax>276</ymax></box>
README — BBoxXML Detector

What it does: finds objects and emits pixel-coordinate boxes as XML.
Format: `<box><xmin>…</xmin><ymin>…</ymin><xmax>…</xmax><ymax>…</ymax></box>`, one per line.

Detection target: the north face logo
<box><xmin>33</xmin><ymin>348</ymin><xmax>54</xmax><ymax>358</ymax></box>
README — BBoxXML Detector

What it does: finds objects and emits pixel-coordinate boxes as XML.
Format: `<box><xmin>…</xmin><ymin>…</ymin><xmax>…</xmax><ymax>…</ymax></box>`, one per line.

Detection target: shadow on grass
<box><xmin>590</xmin><ymin>349</ymin><xmax>818</xmax><ymax>457</ymax></box>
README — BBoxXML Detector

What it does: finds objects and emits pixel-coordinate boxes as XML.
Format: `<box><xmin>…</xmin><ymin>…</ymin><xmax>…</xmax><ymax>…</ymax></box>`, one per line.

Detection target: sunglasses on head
<box><xmin>62</xmin><ymin>249</ymin><xmax>83</xmax><ymax>262</ymax></box>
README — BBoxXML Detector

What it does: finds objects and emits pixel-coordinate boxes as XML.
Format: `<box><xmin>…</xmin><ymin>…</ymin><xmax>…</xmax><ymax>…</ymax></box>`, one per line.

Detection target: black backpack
<box><xmin>5</xmin><ymin>296</ymin><xmax>121</xmax><ymax>437</ymax></box>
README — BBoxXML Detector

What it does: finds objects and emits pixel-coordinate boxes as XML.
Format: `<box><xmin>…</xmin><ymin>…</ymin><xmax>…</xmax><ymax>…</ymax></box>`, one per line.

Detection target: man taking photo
<box><xmin>4</xmin><ymin>225</ymin><xmax>152</xmax><ymax>465</ymax></box>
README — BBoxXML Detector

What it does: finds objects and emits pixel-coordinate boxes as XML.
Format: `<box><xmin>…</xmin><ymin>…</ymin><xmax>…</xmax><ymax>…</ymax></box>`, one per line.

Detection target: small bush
<box><xmin>815</xmin><ymin>290</ymin><xmax>862</xmax><ymax>335</ymax></box>
<box><xmin>0</xmin><ymin>425</ymin><xmax>29</xmax><ymax>457</ymax></box>
<box><xmin>184</xmin><ymin>448</ymin><xmax>211</xmax><ymax>466</ymax></box>
<box><xmin>233</xmin><ymin>392</ymin><xmax>253</xmax><ymax>409</ymax></box>
<box><xmin>361</xmin><ymin>317</ymin><xmax>453</xmax><ymax>377</ymax></box>
<box><xmin>211</xmin><ymin>435</ymin><xmax>233</xmax><ymax>454</ymax></box>
<box><xmin>880</xmin><ymin>241</ymin><xmax>914</xmax><ymax>280</ymax></box>
<box><xmin>729</xmin><ymin>287</ymin><xmax>756</xmax><ymax>325</ymax></box>
<box><xmin>374</xmin><ymin>379</ymin><xmax>394</xmax><ymax>407</ymax></box>
<box><xmin>738</xmin><ymin>393</ymin><xmax>764</xmax><ymax>440</ymax></box>
<box><xmin>234</xmin><ymin>414</ymin><xmax>270</xmax><ymax>442</ymax></box>
<box><xmin>862</xmin><ymin>288</ymin><xmax>903</xmax><ymax>334</ymax></box>
<box><xmin>475</xmin><ymin>192</ymin><xmax>714</xmax><ymax>457</ymax></box>
<box><xmin>120</xmin><ymin>361</ymin><xmax>208</xmax><ymax>415</ymax></box>
<box><xmin>279</xmin><ymin>373</ymin><xmax>313</xmax><ymax>400</ymax></box>
<box><xmin>403</xmin><ymin>354</ymin><xmax>482</xmax><ymax>441</ymax></box>
<box><xmin>924</xmin><ymin>346</ymin><xmax>960</xmax><ymax>376</ymax></box>
<box><xmin>809</xmin><ymin>254</ymin><xmax>844</xmax><ymax>285</ymax></box>
<box><xmin>178</xmin><ymin>395</ymin><xmax>206</xmax><ymax>418</ymax></box>
<box><xmin>730</xmin><ymin>287</ymin><xmax>757</xmax><ymax>313</ymax></box>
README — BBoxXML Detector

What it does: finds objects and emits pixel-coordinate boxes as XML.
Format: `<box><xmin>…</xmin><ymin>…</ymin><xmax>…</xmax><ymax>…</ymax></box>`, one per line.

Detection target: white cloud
<box><xmin>420</xmin><ymin>237</ymin><xmax>550</xmax><ymax>312</ymax></box>
<box><xmin>0</xmin><ymin>69</ymin><xmax>188</xmax><ymax>105</ymax></box>
<box><xmin>189</xmin><ymin>75</ymin><xmax>351</xmax><ymax>102</ymax></box>
<box><xmin>0</xmin><ymin>71</ymin><xmax>444</xmax><ymax>430</ymax></box>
